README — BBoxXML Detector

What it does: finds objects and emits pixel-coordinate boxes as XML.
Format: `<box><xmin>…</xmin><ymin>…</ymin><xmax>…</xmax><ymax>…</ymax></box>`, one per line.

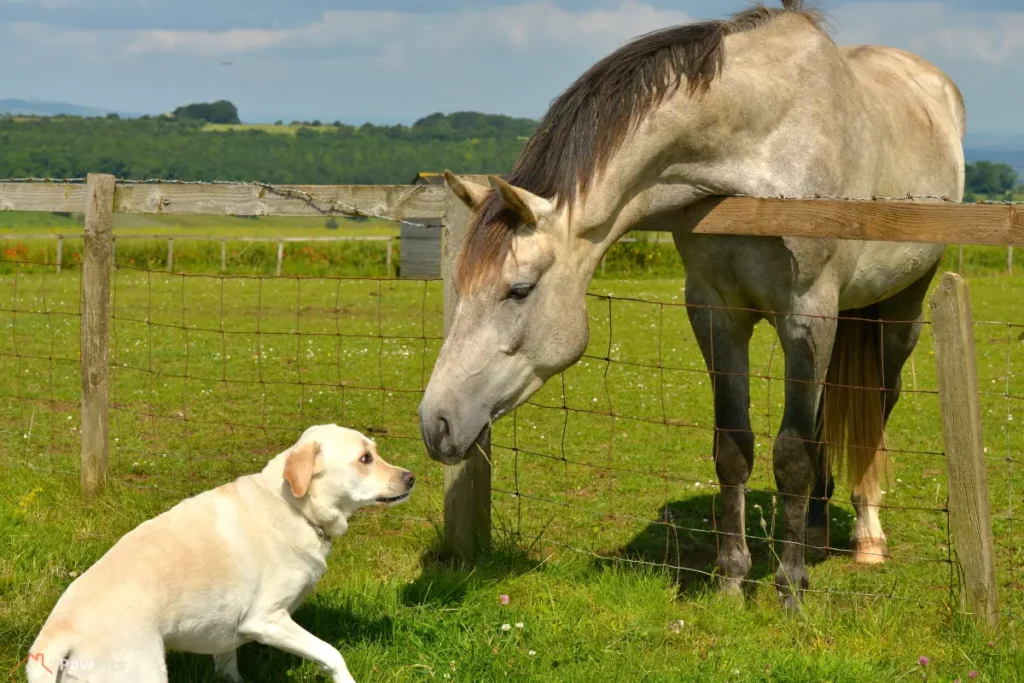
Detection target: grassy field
<box><xmin>202</xmin><ymin>123</ymin><xmax>341</xmax><ymax>135</ymax></box>
<box><xmin>0</xmin><ymin>260</ymin><xmax>1022</xmax><ymax>682</ymax></box>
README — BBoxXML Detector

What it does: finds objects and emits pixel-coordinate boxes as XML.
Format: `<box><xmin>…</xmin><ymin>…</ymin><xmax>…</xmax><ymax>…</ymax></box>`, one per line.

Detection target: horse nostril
<box><xmin>437</xmin><ymin>415</ymin><xmax>450</xmax><ymax>438</ymax></box>
<box><xmin>402</xmin><ymin>471</ymin><xmax>415</xmax><ymax>488</ymax></box>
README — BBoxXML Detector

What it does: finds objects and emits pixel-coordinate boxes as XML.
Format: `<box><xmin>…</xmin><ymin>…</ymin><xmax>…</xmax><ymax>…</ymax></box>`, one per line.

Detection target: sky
<box><xmin>1</xmin><ymin>0</ymin><xmax>1022</xmax><ymax>135</ymax></box>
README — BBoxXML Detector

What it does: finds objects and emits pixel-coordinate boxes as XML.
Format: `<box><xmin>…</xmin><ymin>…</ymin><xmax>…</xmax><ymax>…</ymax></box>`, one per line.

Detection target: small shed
<box><xmin>399</xmin><ymin>172</ymin><xmax>500</xmax><ymax>279</ymax></box>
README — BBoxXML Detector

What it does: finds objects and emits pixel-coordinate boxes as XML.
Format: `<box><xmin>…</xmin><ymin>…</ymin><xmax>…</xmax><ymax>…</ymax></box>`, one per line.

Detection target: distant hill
<box><xmin>0</xmin><ymin>99</ymin><xmax>116</xmax><ymax>118</ymax></box>
<box><xmin>0</xmin><ymin>111</ymin><xmax>536</xmax><ymax>184</ymax></box>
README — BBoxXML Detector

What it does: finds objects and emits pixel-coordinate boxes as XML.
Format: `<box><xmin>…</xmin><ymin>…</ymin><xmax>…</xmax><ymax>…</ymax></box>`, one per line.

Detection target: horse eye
<box><xmin>360</xmin><ymin>452</ymin><xmax>373</xmax><ymax>465</ymax></box>
<box><xmin>508</xmin><ymin>283</ymin><xmax>534</xmax><ymax>301</ymax></box>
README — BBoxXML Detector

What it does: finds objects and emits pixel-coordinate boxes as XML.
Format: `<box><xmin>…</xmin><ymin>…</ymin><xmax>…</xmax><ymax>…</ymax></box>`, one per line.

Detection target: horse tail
<box><xmin>819</xmin><ymin>304</ymin><xmax>888</xmax><ymax>499</ymax></box>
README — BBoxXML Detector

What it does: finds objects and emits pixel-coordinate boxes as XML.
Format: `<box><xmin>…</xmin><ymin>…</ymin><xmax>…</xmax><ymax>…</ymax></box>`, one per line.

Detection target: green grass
<box><xmin>0</xmin><ymin>211</ymin><xmax>399</xmax><ymax>238</ymax></box>
<box><xmin>1</xmin><ymin>266</ymin><xmax>1023</xmax><ymax>681</ymax></box>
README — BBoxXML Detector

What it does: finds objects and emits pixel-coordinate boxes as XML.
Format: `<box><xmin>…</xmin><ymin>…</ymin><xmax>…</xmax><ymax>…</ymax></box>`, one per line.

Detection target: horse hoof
<box><xmin>850</xmin><ymin>537</ymin><xmax>888</xmax><ymax>564</ymax></box>
<box><xmin>777</xmin><ymin>591</ymin><xmax>804</xmax><ymax>613</ymax></box>
<box><xmin>719</xmin><ymin>578</ymin><xmax>745</xmax><ymax>599</ymax></box>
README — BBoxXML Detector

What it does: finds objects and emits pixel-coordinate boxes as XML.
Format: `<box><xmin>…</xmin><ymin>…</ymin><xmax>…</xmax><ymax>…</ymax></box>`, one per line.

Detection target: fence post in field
<box><xmin>80</xmin><ymin>173</ymin><xmax>114</xmax><ymax>497</ymax></box>
<box><xmin>1008</xmin><ymin>246</ymin><xmax>1014</xmax><ymax>276</ymax></box>
<box><xmin>441</xmin><ymin>178</ymin><xmax>492</xmax><ymax>560</ymax></box>
<box><xmin>276</xmin><ymin>240</ymin><xmax>284</xmax><ymax>276</ymax></box>
<box><xmin>167</xmin><ymin>238</ymin><xmax>174</xmax><ymax>273</ymax></box>
<box><xmin>386</xmin><ymin>237</ymin><xmax>393</xmax><ymax>277</ymax></box>
<box><xmin>56</xmin><ymin>235</ymin><xmax>63</xmax><ymax>274</ymax></box>
<box><xmin>221</xmin><ymin>239</ymin><xmax>227</xmax><ymax>273</ymax></box>
<box><xmin>930</xmin><ymin>272</ymin><xmax>999</xmax><ymax>631</ymax></box>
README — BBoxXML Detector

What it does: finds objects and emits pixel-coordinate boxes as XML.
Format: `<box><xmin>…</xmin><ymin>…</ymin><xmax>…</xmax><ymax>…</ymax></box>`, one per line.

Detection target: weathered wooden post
<box><xmin>386</xmin><ymin>237</ymin><xmax>393</xmax><ymax>277</ymax></box>
<box><xmin>221</xmin><ymin>239</ymin><xmax>227</xmax><ymax>273</ymax></box>
<box><xmin>55</xmin><ymin>235</ymin><xmax>63</xmax><ymax>274</ymax></box>
<box><xmin>80</xmin><ymin>173</ymin><xmax>114</xmax><ymax>496</ymax></box>
<box><xmin>1008</xmin><ymin>246</ymin><xmax>1014</xmax><ymax>276</ymax></box>
<box><xmin>442</xmin><ymin>178</ymin><xmax>492</xmax><ymax>560</ymax></box>
<box><xmin>167</xmin><ymin>238</ymin><xmax>174</xmax><ymax>273</ymax></box>
<box><xmin>930</xmin><ymin>272</ymin><xmax>999</xmax><ymax>631</ymax></box>
<box><xmin>276</xmin><ymin>240</ymin><xmax>284</xmax><ymax>276</ymax></box>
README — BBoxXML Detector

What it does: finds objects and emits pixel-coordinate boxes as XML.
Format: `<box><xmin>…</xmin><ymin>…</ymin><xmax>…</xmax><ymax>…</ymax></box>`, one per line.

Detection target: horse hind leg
<box><xmin>821</xmin><ymin>304</ymin><xmax>890</xmax><ymax>565</ymax></box>
<box><xmin>806</xmin><ymin>399</ymin><xmax>835</xmax><ymax>555</ymax></box>
<box><xmin>848</xmin><ymin>264</ymin><xmax>938</xmax><ymax>564</ymax></box>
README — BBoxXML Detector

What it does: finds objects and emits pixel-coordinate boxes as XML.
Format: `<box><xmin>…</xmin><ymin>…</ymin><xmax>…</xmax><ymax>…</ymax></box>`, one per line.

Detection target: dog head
<box><xmin>280</xmin><ymin>424</ymin><xmax>414</xmax><ymax>521</ymax></box>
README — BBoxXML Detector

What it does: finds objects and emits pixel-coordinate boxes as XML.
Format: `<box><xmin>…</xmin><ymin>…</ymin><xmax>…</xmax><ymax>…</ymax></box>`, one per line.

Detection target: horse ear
<box><xmin>444</xmin><ymin>170</ymin><xmax>489</xmax><ymax>211</ymax></box>
<box><xmin>283</xmin><ymin>440</ymin><xmax>321</xmax><ymax>498</ymax></box>
<box><xmin>489</xmin><ymin>176</ymin><xmax>553</xmax><ymax>226</ymax></box>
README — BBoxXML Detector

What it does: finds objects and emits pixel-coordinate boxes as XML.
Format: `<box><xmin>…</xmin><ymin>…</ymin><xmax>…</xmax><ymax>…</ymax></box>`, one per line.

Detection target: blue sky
<box><xmin>1</xmin><ymin>0</ymin><xmax>1022</xmax><ymax>134</ymax></box>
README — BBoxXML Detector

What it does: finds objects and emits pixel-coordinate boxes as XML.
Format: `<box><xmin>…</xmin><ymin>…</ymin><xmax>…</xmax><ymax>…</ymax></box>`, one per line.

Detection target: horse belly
<box><xmin>838</xmin><ymin>242</ymin><xmax>944</xmax><ymax>310</ymax></box>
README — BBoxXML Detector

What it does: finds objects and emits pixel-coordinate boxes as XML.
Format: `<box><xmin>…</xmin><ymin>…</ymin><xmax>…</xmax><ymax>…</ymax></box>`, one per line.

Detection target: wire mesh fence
<box><xmin>1</xmin><ymin>175</ymin><xmax>1021</xmax><ymax>633</ymax></box>
<box><xmin>0</xmin><ymin>258</ymin><xmax>450</xmax><ymax>549</ymax></box>
<box><xmin>2</xmin><ymin>254</ymin><xmax>1022</xmax><ymax>621</ymax></box>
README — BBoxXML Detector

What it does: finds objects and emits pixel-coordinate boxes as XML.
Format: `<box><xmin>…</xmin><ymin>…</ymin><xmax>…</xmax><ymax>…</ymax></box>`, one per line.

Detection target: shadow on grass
<box><xmin>602</xmin><ymin>490</ymin><xmax>857</xmax><ymax>598</ymax></box>
<box><xmin>401</xmin><ymin>524</ymin><xmax>543</xmax><ymax>609</ymax></box>
<box><xmin>166</xmin><ymin>597</ymin><xmax>394</xmax><ymax>682</ymax></box>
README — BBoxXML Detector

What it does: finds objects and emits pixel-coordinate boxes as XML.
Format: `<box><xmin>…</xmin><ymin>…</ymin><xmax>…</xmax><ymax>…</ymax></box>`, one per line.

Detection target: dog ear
<box><xmin>283</xmin><ymin>440</ymin><xmax>320</xmax><ymax>498</ymax></box>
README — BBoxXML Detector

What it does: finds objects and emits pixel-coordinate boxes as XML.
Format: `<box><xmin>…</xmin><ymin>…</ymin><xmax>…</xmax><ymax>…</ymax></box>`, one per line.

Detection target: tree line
<box><xmin>0</xmin><ymin>108</ymin><xmax>1018</xmax><ymax>195</ymax></box>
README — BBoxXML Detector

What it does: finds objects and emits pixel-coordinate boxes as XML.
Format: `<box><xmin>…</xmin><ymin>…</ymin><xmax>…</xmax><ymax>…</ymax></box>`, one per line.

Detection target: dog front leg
<box><xmin>213</xmin><ymin>650</ymin><xmax>243</xmax><ymax>682</ymax></box>
<box><xmin>240</xmin><ymin>612</ymin><xmax>355</xmax><ymax>683</ymax></box>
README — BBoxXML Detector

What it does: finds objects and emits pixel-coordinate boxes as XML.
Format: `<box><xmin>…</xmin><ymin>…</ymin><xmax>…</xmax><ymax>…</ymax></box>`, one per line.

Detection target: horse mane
<box><xmin>457</xmin><ymin>0</ymin><xmax>825</xmax><ymax>289</ymax></box>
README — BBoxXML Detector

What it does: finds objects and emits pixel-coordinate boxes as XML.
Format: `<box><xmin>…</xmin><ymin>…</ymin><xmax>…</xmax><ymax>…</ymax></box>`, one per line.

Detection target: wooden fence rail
<box><xmin>3</xmin><ymin>173</ymin><xmax>1018</xmax><ymax>629</ymax></box>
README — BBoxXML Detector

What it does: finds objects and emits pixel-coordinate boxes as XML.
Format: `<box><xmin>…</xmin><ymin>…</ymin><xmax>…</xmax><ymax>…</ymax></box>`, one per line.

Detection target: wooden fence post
<box><xmin>276</xmin><ymin>240</ymin><xmax>284</xmax><ymax>276</ymax></box>
<box><xmin>386</xmin><ymin>237</ymin><xmax>393</xmax><ymax>277</ymax></box>
<box><xmin>80</xmin><ymin>174</ymin><xmax>114</xmax><ymax>496</ymax></box>
<box><xmin>1008</xmin><ymin>246</ymin><xmax>1014</xmax><ymax>276</ymax></box>
<box><xmin>221</xmin><ymin>239</ymin><xmax>227</xmax><ymax>273</ymax></box>
<box><xmin>442</xmin><ymin>180</ymin><xmax>491</xmax><ymax>560</ymax></box>
<box><xmin>167</xmin><ymin>238</ymin><xmax>174</xmax><ymax>273</ymax></box>
<box><xmin>930</xmin><ymin>272</ymin><xmax>999</xmax><ymax>631</ymax></box>
<box><xmin>55</xmin><ymin>235</ymin><xmax>63</xmax><ymax>274</ymax></box>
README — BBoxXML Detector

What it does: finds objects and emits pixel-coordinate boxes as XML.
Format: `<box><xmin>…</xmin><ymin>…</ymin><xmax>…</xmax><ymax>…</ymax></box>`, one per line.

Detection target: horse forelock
<box><xmin>455</xmin><ymin>2</ymin><xmax>826</xmax><ymax>292</ymax></box>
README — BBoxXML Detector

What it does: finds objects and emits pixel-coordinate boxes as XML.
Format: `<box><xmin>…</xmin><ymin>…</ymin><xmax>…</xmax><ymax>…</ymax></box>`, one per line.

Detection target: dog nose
<box><xmin>401</xmin><ymin>470</ymin><xmax>415</xmax><ymax>489</ymax></box>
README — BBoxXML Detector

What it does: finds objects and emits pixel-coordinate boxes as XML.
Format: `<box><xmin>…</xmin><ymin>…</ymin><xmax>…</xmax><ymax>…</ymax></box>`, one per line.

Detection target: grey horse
<box><xmin>418</xmin><ymin>0</ymin><xmax>964</xmax><ymax>607</ymax></box>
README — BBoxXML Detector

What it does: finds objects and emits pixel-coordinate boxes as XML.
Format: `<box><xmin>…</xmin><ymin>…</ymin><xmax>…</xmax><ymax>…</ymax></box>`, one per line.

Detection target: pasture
<box><xmin>1</xmin><ymin>258</ymin><xmax>1022</xmax><ymax>681</ymax></box>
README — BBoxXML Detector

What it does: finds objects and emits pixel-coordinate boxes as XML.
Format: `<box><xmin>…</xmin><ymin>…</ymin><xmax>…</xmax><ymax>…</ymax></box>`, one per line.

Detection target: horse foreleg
<box><xmin>686</xmin><ymin>283</ymin><xmax>757</xmax><ymax>596</ymax></box>
<box><xmin>774</xmin><ymin>304</ymin><xmax>837</xmax><ymax>609</ymax></box>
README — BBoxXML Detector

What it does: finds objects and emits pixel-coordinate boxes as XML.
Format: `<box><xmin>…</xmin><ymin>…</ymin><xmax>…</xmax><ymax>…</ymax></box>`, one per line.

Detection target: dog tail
<box><xmin>24</xmin><ymin>628</ymin><xmax>73</xmax><ymax>683</ymax></box>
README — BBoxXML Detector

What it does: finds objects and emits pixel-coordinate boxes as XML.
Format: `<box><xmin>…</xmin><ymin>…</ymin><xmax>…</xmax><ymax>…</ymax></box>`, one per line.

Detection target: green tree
<box><xmin>965</xmin><ymin>160</ymin><xmax>1017</xmax><ymax>196</ymax></box>
<box><xmin>172</xmin><ymin>100</ymin><xmax>240</xmax><ymax>124</ymax></box>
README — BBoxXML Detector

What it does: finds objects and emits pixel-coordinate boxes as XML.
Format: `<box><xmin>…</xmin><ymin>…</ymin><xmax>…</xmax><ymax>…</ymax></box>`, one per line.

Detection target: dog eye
<box><xmin>508</xmin><ymin>282</ymin><xmax>534</xmax><ymax>301</ymax></box>
<box><xmin>360</xmin><ymin>452</ymin><xmax>373</xmax><ymax>465</ymax></box>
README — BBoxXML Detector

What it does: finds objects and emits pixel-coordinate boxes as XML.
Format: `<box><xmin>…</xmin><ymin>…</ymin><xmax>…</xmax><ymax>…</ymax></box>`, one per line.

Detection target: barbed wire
<box><xmin>1</xmin><ymin>176</ymin><xmax>1022</xmax><ymax>205</ymax></box>
<box><xmin>0</xmin><ymin>177</ymin><xmax>442</xmax><ymax>230</ymax></box>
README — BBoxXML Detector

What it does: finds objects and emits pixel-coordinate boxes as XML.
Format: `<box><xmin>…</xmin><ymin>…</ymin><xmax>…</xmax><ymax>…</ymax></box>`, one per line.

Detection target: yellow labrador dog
<box><xmin>26</xmin><ymin>424</ymin><xmax>414</xmax><ymax>683</ymax></box>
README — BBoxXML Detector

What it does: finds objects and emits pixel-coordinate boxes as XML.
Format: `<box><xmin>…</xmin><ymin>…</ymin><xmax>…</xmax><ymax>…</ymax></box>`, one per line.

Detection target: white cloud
<box><xmin>911</xmin><ymin>14</ymin><xmax>1024</xmax><ymax>64</ymax></box>
<box><xmin>1</xmin><ymin>0</ymin><xmax>1021</xmax><ymax>133</ymax></box>
<box><xmin>117</xmin><ymin>2</ymin><xmax>692</xmax><ymax>58</ymax></box>
<box><xmin>829</xmin><ymin>2</ymin><xmax>1024</xmax><ymax>65</ymax></box>
<box><xmin>126</xmin><ymin>28</ymin><xmax>288</xmax><ymax>55</ymax></box>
